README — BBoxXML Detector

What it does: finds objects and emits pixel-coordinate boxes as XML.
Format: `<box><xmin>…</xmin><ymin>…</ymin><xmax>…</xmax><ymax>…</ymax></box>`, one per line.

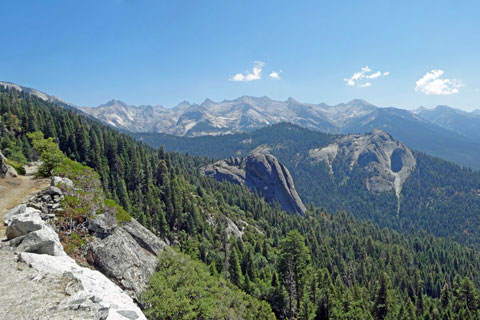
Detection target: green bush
<box><xmin>27</xmin><ymin>131</ymin><xmax>65</xmax><ymax>177</ymax></box>
<box><xmin>142</xmin><ymin>250</ymin><xmax>275</xmax><ymax>320</ymax></box>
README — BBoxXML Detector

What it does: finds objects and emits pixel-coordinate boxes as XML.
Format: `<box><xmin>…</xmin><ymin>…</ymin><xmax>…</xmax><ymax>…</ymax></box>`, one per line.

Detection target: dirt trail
<box><xmin>0</xmin><ymin>165</ymin><xmax>49</xmax><ymax>239</ymax></box>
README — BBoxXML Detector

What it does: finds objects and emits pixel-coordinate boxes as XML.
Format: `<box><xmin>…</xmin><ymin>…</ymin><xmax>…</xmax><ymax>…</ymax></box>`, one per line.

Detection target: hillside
<box><xmin>132</xmin><ymin>123</ymin><xmax>480</xmax><ymax>248</ymax></box>
<box><xmin>4</xmin><ymin>86</ymin><xmax>480</xmax><ymax>318</ymax></box>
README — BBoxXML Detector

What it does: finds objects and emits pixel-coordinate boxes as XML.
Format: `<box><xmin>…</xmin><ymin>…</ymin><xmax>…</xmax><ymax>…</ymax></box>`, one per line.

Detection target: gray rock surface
<box><xmin>6</xmin><ymin>209</ymin><xmax>44</xmax><ymax>239</ymax></box>
<box><xmin>202</xmin><ymin>157</ymin><xmax>246</xmax><ymax>185</ymax></box>
<box><xmin>5</xmin><ymin>205</ymin><xmax>66</xmax><ymax>256</ymax></box>
<box><xmin>88</xmin><ymin>226</ymin><xmax>159</xmax><ymax>302</ymax></box>
<box><xmin>203</xmin><ymin>153</ymin><xmax>306</xmax><ymax>215</ymax></box>
<box><xmin>309</xmin><ymin>129</ymin><xmax>416</xmax><ymax>211</ymax></box>
<box><xmin>246</xmin><ymin>153</ymin><xmax>307</xmax><ymax>215</ymax></box>
<box><xmin>0</xmin><ymin>150</ymin><xmax>17</xmax><ymax>178</ymax></box>
<box><xmin>122</xmin><ymin>219</ymin><xmax>168</xmax><ymax>255</ymax></box>
<box><xmin>1</xmin><ymin>180</ymin><xmax>149</xmax><ymax>319</ymax></box>
<box><xmin>87</xmin><ymin>213</ymin><xmax>118</xmax><ymax>239</ymax></box>
<box><xmin>3</xmin><ymin>203</ymin><xmax>27</xmax><ymax>225</ymax></box>
<box><xmin>19</xmin><ymin>252</ymin><xmax>146</xmax><ymax>320</ymax></box>
<box><xmin>51</xmin><ymin>176</ymin><xmax>74</xmax><ymax>189</ymax></box>
<box><xmin>0</xmin><ymin>249</ymin><xmax>96</xmax><ymax>320</ymax></box>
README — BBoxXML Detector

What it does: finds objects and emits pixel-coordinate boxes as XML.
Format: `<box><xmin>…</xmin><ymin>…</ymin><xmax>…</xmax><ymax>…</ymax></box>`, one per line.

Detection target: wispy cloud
<box><xmin>415</xmin><ymin>70</ymin><xmax>463</xmax><ymax>95</ymax></box>
<box><xmin>344</xmin><ymin>66</ymin><xmax>389</xmax><ymax>87</ymax></box>
<box><xmin>269</xmin><ymin>71</ymin><xmax>281</xmax><ymax>80</ymax></box>
<box><xmin>230</xmin><ymin>61</ymin><xmax>264</xmax><ymax>82</ymax></box>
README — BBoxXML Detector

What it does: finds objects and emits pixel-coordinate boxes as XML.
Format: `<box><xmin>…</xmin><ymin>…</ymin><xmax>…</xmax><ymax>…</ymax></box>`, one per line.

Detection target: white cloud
<box><xmin>415</xmin><ymin>70</ymin><xmax>463</xmax><ymax>95</ymax></box>
<box><xmin>230</xmin><ymin>61</ymin><xmax>264</xmax><ymax>82</ymax></box>
<box><xmin>344</xmin><ymin>66</ymin><xmax>389</xmax><ymax>87</ymax></box>
<box><xmin>269</xmin><ymin>71</ymin><xmax>281</xmax><ymax>79</ymax></box>
<box><xmin>366</xmin><ymin>71</ymin><xmax>381</xmax><ymax>79</ymax></box>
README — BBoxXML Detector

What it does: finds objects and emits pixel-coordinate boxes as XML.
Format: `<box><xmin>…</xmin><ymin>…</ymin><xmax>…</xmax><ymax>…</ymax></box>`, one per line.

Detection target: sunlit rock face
<box><xmin>309</xmin><ymin>129</ymin><xmax>416</xmax><ymax>199</ymax></box>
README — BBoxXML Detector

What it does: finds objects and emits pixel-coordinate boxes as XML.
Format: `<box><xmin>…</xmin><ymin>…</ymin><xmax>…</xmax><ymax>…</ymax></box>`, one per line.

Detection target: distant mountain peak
<box><xmin>286</xmin><ymin>97</ymin><xmax>301</xmax><ymax>105</ymax></box>
<box><xmin>346</xmin><ymin>98</ymin><xmax>374</xmax><ymax>106</ymax></box>
<box><xmin>103</xmin><ymin>99</ymin><xmax>129</xmax><ymax>107</ymax></box>
<box><xmin>201</xmin><ymin>98</ymin><xmax>215</xmax><ymax>106</ymax></box>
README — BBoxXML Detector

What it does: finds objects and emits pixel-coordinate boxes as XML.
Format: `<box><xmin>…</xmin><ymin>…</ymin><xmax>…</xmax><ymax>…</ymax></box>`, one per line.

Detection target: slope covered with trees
<box><xmin>2</xmin><ymin>86</ymin><xmax>480</xmax><ymax>318</ymax></box>
<box><xmin>132</xmin><ymin>123</ymin><xmax>480</xmax><ymax>248</ymax></box>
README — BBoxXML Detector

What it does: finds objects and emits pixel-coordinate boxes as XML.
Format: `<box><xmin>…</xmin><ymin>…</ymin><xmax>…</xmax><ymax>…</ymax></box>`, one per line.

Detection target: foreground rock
<box><xmin>0</xmin><ymin>249</ymin><xmax>94</xmax><ymax>320</ymax></box>
<box><xmin>5</xmin><ymin>203</ymin><xmax>65</xmax><ymax>256</ymax></box>
<box><xmin>20</xmin><ymin>252</ymin><xmax>146</xmax><ymax>320</ymax></box>
<box><xmin>1</xmin><ymin>177</ymin><xmax>157</xmax><ymax>319</ymax></box>
<box><xmin>203</xmin><ymin>153</ymin><xmax>306</xmax><ymax>215</ymax></box>
<box><xmin>87</xmin><ymin>218</ymin><xmax>168</xmax><ymax>302</ymax></box>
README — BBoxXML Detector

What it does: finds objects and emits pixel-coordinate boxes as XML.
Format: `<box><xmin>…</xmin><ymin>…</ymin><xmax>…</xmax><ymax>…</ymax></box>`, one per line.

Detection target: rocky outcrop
<box><xmin>309</xmin><ymin>129</ymin><xmax>416</xmax><ymax>211</ymax></box>
<box><xmin>87</xmin><ymin>219</ymin><xmax>168</xmax><ymax>302</ymax></box>
<box><xmin>1</xmin><ymin>176</ymin><xmax>169</xmax><ymax>319</ymax></box>
<box><xmin>0</xmin><ymin>150</ymin><xmax>17</xmax><ymax>178</ymax></box>
<box><xmin>203</xmin><ymin>153</ymin><xmax>306</xmax><ymax>215</ymax></box>
<box><xmin>4</xmin><ymin>202</ymin><xmax>65</xmax><ymax>256</ymax></box>
<box><xmin>201</xmin><ymin>157</ymin><xmax>245</xmax><ymax>185</ymax></box>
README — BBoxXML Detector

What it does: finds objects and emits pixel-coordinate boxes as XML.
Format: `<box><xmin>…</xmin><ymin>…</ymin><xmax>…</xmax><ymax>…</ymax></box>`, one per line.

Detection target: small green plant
<box><xmin>63</xmin><ymin>232</ymin><xmax>87</xmax><ymax>256</ymax></box>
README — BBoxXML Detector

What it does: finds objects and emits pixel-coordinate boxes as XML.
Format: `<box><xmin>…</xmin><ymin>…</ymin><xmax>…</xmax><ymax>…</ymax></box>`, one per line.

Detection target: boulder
<box><xmin>11</xmin><ymin>227</ymin><xmax>65</xmax><ymax>256</ymax></box>
<box><xmin>51</xmin><ymin>176</ymin><xmax>74</xmax><ymax>189</ymax></box>
<box><xmin>39</xmin><ymin>186</ymin><xmax>63</xmax><ymax>197</ymax></box>
<box><xmin>88</xmin><ymin>227</ymin><xmax>159</xmax><ymax>302</ymax></box>
<box><xmin>6</xmin><ymin>209</ymin><xmax>44</xmax><ymax>240</ymax></box>
<box><xmin>3</xmin><ymin>204</ymin><xmax>27</xmax><ymax>225</ymax></box>
<box><xmin>0</xmin><ymin>150</ymin><xmax>17</xmax><ymax>178</ymax></box>
<box><xmin>5</xmin><ymin>204</ymin><xmax>65</xmax><ymax>256</ymax></box>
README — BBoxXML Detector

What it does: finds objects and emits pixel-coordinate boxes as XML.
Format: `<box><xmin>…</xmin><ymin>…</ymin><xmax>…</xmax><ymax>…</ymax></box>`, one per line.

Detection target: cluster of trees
<box><xmin>3</xmin><ymin>86</ymin><xmax>480</xmax><ymax>318</ymax></box>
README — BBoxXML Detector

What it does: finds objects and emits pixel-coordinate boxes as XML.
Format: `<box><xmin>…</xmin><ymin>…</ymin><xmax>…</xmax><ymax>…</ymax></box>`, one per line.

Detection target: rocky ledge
<box><xmin>1</xmin><ymin>176</ymin><xmax>170</xmax><ymax>319</ymax></box>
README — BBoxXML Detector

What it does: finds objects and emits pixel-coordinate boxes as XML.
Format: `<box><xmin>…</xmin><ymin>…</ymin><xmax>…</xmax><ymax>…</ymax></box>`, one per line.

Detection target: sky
<box><xmin>1</xmin><ymin>0</ymin><xmax>479</xmax><ymax>111</ymax></box>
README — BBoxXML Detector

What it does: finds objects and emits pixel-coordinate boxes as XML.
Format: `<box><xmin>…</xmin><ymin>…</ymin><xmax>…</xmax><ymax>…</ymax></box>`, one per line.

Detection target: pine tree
<box><xmin>372</xmin><ymin>272</ymin><xmax>388</xmax><ymax>320</ymax></box>
<box><xmin>228</xmin><ymin>246</ymin><xmax>242</xmax><ymax>287</ymax></box>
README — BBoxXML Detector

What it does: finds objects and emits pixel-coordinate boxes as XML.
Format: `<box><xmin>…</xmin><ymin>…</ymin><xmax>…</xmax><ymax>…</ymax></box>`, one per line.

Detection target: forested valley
<box><xmin>3</xmin><ymin>86</ymin><xmax>480</xmax><ymax>319</ymax></box>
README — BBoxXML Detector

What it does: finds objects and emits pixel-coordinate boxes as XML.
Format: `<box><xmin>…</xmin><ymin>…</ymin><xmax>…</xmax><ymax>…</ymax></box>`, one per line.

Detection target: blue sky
<box><xmin>1</xmin><ymin>0</ymin><xmax>479</xmax><ymax>110</ymax></box>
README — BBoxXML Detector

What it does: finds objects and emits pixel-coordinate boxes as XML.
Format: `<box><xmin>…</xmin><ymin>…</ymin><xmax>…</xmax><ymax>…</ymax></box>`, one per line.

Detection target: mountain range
<box><xmin>2</xmin><ymin>81</ymin><xmax>480</xmax><ymax>169</ymax></box>
<box><xmin>80</xmin><ymin>95</ymin><xmax>480</xmax><ymax>169</ymax></box>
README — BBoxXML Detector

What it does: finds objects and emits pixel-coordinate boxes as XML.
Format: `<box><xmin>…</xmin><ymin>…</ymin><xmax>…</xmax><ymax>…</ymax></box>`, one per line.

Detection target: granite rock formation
<box><xmin>203</xmin><ymin>153</ymin><xmax>306</xmax><ymax>215</ymax></box>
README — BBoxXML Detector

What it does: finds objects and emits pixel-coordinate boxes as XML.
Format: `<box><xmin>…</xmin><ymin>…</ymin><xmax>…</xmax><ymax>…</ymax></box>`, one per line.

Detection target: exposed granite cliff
<box><xmin>202</xmin><ymin>153</ymin><xmax>306</xmax><ymax>215</ymax></box>
<box><xmin>309</xmin><ymin>129</ymin><xmax>416</xmax><ymax>212</ymax></box>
